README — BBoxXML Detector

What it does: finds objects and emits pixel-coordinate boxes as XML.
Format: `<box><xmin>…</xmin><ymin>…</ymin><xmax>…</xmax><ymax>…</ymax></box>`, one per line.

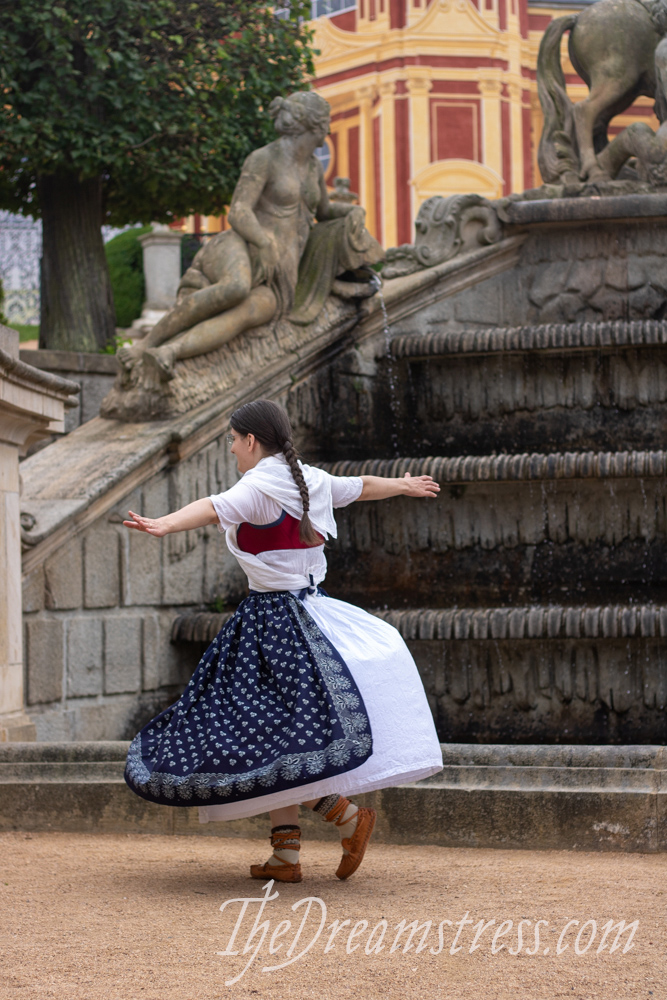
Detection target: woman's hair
<box><xmin>230</xmin><ymin>399</ymin><xmax>321</xmax><ymax>546</ymax></box>
<box><xmin>268</xmin><ymin>91</ymin><xmax>330</xmax><ymax>138</ymax></box>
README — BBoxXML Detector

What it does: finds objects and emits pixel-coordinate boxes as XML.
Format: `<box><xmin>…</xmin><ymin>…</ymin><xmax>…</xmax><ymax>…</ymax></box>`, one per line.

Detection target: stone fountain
<box><xmin>8</xmin><ymin>68</ymin><xmax>667</xmax><ymax>848</ymax></box>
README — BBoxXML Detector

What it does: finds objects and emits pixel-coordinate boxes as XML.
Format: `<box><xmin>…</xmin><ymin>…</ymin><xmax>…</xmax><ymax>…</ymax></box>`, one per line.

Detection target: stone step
<box><xmin>0</xmin><ymin>740</ymin><xmax>127</xmax><ymax>782</ymax></box>
<box><xmin>320</xmin><ymin>453</ymin><xmax>667</xmax><ymax>608</ymax></box>
<box><xmin>174</xmin><ymin>603</ymin><xmax>667</xmax><ymax>745</ymax></box>
<box><xmin>378</xmin><ymin>604</ymin><xmax>667</xmax><ymax>745</ymax></box>
<box><xmin>291</xmin><ymin>320</ymin><xmax>667</xmax><ymax>462</ymax></box>
<box><xmin>350</xmin><ymin>319</ymin><xmax>667</xmax><ymax>459</ymax></box>
<box><xmin>1</xmin><ymin>741</ymin><xmax>665</xmax><ymax>852</ymax></box>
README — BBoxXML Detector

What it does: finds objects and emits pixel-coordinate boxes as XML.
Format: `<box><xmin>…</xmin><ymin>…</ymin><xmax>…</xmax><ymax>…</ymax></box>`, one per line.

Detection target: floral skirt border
<box><xmin>124</xmin><ymin>591</ymin><xmax>373</xmax><ymax>807</ymax></box>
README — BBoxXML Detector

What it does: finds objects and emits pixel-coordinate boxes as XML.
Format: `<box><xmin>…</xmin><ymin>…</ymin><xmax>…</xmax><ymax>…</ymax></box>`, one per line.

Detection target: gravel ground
<box><xmin>0</xmin><ymin>830</ymin><xmax>664</xmax><ymax>1000</ymax></box>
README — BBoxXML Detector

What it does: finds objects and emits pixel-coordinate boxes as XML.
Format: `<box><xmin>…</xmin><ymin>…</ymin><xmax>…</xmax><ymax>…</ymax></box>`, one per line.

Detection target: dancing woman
<box><xmin>123</xmin><ymin>400</ymin><xmax>443</xmax><ymax>882</ymax></box>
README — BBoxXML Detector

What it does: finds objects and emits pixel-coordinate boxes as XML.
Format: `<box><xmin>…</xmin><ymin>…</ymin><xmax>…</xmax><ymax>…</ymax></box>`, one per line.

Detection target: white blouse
<box><xmin>209</xmin><ymin>454</ymin><xmax>363</xmax><ymax>593</ymax></box>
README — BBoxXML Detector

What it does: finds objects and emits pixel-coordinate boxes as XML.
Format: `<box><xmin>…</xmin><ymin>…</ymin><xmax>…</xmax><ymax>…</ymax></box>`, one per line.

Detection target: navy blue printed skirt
<box><xmin>124</xmin><ymin>591</ymin><xmax>373</xmax><ymax>807</ymax></box>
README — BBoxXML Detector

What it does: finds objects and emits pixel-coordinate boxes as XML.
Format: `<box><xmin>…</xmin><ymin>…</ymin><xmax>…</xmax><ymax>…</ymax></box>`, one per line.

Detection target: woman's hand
<box><xmin>358</xmin><ymin>473</ymin><xmax>440</xmax><ymax>501</ymax></box>
<box><xmin>256</xmin><ymin>235</ymin><xmax>280</xmax><ymax>284</ymax></box>
<box><xmin>402</xmin><ymin>472</ymin><xmax>440</xmax><ymax>497</ymax></box>
<box><xmin>123</xmin><ymin>511</ymin><xmax>171</xmax><ymax>537</ymax></box>
<box><xmin>123</xmin><ymin>499</ymin><xmax>218</xmax><ymax>536</ymax></box>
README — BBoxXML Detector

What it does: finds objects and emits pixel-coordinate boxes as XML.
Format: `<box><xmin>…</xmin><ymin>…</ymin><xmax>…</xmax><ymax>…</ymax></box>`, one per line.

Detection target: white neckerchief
<box><xmin>240</xmin><ymin>454</ymin><xmax>338</xmax><ymax>539</ymax></box>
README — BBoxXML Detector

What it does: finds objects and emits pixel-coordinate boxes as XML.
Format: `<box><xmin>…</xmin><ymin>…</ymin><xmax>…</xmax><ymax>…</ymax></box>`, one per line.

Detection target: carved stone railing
<box><xmin>383</xmin><ymin>194</ymin><xmax>503</xmax><ymax>278</ymax></box>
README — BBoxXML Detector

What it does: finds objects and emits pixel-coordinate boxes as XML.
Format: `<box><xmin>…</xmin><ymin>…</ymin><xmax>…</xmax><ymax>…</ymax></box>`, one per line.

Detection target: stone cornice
<box><xmin>374</xmin><ymin>604</ymin><xmax>667</xmax><ymax>641</ymax></box>
<box><xmin>322</xmin><ymin>450</ymin><xmax>667</xmax><ymax>482</ymax></box>
<box><xmin>503</xmin><ymin>192</ymin><xmax>667</xmax><ymax>225</ymax></box>
<box><xmin>0</xmin><ymin>348</ymin><xmax>80</xmax><ymax>447</ymax></box>
<box><xmin>391</xmin><ymin>319</ymin><xmax>667</xmax><ymax>358</ymax></box>
<box><xmin>172</xmin><ymin>603</ymin><xmax>667</xmax><ymax>644</ymax></box>
<box><xmin>19</xmin><ymin>349</ymin><xmax>118</xmax><ymax>375</ymax></box>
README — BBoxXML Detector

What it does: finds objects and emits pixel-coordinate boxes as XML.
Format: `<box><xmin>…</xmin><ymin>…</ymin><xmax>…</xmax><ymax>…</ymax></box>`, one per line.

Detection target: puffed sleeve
<box><xmin>209</xmin><ymin>480</ymin><xmax>268</xmax><ymax>531</ymax></box>
<box><xmin>327</xmin><ymin>473</ymin><xmax>363</xmax><ymax>508</ymax></box>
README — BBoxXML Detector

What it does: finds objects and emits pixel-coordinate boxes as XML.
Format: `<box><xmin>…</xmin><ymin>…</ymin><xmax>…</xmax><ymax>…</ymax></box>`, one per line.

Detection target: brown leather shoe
<box><xmin>249</xmin><ymin>859</ymin><xmax>302</xmax><ymax>883</ymax></box>
<box><xmin>250</xmin><ymin>826</ymin><xmax>302</xmax><ymax>883</ymax></box>
<box><xmin>335</xmin><ymin>807</ymin><xmax>376</xmax><ymax>880</ymax></box>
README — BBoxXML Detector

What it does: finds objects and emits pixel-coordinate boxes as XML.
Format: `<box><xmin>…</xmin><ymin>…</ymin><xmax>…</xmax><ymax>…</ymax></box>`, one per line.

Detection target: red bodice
<box><xmin>236</xmin><ymin>510</ymin><xmax>324</xmax><ymax>555</ymax></box>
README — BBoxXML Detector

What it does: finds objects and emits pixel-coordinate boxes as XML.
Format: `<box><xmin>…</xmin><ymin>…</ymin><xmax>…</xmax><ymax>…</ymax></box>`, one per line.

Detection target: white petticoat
<box><xmin>198</xmin><ymin>591</ymin><xmax>443</xmax><ymax>823</ymax></box>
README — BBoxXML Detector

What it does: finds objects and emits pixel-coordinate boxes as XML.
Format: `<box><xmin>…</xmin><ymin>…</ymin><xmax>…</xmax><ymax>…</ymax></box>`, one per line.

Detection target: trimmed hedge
<box><xmin>105</xmin><ymin>225</ymin><xmax>150</xmax><ymax>328</ymax></box>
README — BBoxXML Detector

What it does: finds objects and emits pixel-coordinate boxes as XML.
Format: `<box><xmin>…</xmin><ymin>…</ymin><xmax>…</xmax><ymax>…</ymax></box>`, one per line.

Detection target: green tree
<box><xmin>0</xmin><ymin>0</ymin><xmax>314</xmax><ymax>352</ymax></box>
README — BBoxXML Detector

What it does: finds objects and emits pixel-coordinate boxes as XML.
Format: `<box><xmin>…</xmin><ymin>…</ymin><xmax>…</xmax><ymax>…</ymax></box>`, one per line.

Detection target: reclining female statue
<box><xmin>118</xmin><ymin>91</ymin><xmax>383</xmax><ymax>383</ymax></box>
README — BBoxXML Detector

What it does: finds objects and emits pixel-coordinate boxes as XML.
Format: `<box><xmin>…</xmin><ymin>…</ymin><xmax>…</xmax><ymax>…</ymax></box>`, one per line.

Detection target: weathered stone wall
<box><xmin>322</xmin><ymin>462</ymin><xmax>667</xmax><ymax>607</ymax></box>
<box><xmin>395</xmin><ymin>338</ymin><xmax>667</xmax><ymax>457</ymax></box>
<box><xmin>285</xmin><ymin>204</ymin><xmax>667</xmax><ymax>744</ymax></box>
<box><xmin>21</xmin><ymin>431</ymin><xmax>247</xmax><ymax>741</ymax></box>
<box><xmin>412</xmin><ymin>634</ymin><xmax>667</xmax><ymax>745</ymax></box>
<box><xmin>288</xmin><ymin>266</ymin><xmax>514</xmax><ymax>462</ymax></box>
<box><xmin>293</xmin><ymin>214</ymin><xmax>667</xmax><ymax>462</ymax></box>
<box><xmin>517</xmin><ymin>223</ymin><xmax>667</xmax><ymax>326</ymax></box>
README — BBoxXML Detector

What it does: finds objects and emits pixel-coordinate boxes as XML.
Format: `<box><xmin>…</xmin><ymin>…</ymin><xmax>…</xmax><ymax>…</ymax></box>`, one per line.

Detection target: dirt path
<box><xmin>0</xmin><ymin>831</ymin><xmax>664</xmax><ymax>1000</ymax></box>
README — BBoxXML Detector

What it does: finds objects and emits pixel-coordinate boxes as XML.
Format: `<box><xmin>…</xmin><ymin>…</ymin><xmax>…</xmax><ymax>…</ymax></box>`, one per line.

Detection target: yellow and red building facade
<box><xmin>185</xmin><ymin>0</ymin><xmax>659</xmax><ymax>246</ymax></box>
<box><xmin>309</xmin><ymin>0</ymin><xmax>659</xmax><ymax>245</ymax></box>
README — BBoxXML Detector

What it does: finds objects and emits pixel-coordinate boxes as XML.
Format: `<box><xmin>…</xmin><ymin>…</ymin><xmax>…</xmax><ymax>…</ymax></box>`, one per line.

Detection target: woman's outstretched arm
<box><xmin>358</xmin><ymin>473</ymin><xmax>440</xmax><ymax>501</ymax></box>
<box><xmin>123</xmin><ymin>498</ymin><xmax>219</xmax><ymax>537</ymax></box>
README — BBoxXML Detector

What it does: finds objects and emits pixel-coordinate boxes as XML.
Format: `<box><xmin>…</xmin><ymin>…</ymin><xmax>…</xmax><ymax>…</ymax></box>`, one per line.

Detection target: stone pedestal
<box><xmin>0</xmin><ymin>325</ymin><xmax>78</xmax><ymax>740</ymax></box>
<box><xmin>131</xmin><ymin>224</ymin><xmax>183</xmax><ymax>335</ymax></box>
<box><xmin>18</xmin><ymin>349</ymin><xmax>118</xmax><ymax>432</ymax></box>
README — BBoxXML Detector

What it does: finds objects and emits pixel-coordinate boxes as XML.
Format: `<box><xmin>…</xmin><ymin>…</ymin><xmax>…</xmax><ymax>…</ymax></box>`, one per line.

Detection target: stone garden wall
<box><xmin>20</xmin><ymin>431</ymin><xmax>248</xmax><ymax>741</ymax></box>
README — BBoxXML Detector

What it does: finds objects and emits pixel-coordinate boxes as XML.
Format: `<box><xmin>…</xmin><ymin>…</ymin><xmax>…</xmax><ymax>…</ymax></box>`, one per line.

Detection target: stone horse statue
<box><xmin>537</xmin><ymin>0</ymin><xmax>667</xmax><ymax>184</ymax></box>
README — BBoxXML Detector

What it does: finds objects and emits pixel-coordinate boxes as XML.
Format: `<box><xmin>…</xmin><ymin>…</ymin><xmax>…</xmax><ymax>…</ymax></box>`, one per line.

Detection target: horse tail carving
<box><xmin>537</xmin><ymin>14</ymin><xmax>579</xmax><ymax>183</ymax></box>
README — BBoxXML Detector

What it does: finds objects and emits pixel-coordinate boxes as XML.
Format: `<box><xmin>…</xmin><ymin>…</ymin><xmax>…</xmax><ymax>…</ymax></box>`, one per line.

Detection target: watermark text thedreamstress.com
<box><xmin>215</xmin><ymin>881</ymin><xmax>639</xmax><ymax>985</ymax></box>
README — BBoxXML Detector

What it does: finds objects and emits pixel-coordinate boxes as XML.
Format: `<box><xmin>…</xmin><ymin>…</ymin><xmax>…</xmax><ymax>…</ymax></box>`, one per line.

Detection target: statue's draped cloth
<box><xmin>245</xmin><ymin>203</ymin><xmax>380</xmax><ymax>326</ymax></box>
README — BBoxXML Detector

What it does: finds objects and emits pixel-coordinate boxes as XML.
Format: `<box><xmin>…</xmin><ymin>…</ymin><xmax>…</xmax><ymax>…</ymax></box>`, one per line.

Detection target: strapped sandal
<box><xmin>324</xmin><ymin>798</ymin><xmax>377</xmax><ymax>881</ymax></box>
<box><xmin>250</xmin><ymin>826</ymin><xmax>302</xmax><ymax>883</ymax></box>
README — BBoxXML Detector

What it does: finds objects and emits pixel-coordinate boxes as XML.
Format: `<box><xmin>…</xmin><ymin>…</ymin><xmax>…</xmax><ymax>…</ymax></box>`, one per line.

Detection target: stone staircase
<box><xmin>174</xmin><ymin>317</ymin><xmax>667</xmax><ymax>745</ymax></box>
<box><xmin>313</xmin><ymin>319</ymin><xmax>667</xmax><ymax>745</ymax></box>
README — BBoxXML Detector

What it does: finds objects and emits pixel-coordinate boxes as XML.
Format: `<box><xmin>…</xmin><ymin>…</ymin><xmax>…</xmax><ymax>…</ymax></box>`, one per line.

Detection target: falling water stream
<box><xmin>373</xmin><ymin>277</ymin><xmax>418</xmax><ymax>602</ymax></box>
<box><xmin>375</xmin><ymin>280</ymin><xmax>401</xmax><ymax>458</ymax></box>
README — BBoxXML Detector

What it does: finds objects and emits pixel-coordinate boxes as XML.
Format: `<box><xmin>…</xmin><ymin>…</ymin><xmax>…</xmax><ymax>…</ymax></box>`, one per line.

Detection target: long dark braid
<box><xmin>229</xmin><ymin>399</ymin><xmax>322</xmax><ymax>546</ymax></box>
